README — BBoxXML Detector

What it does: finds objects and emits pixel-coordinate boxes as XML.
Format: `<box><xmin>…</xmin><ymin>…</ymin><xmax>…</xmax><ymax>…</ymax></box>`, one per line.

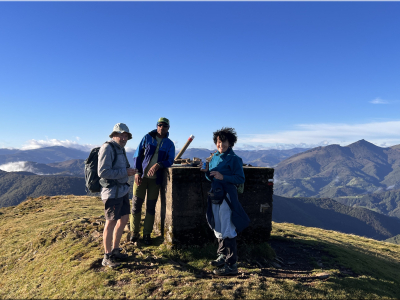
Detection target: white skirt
<box><xmin>211</xmin><ymin>193</ymin><xmax>237</xmax><ymax>239</ymax></box>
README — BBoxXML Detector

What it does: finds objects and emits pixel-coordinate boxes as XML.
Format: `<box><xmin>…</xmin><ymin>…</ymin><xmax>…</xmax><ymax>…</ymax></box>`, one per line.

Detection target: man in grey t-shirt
<box><xmin>98</xmin><ymin>123</ymin><xmax>136</xmax><ymax>268</ymax></box>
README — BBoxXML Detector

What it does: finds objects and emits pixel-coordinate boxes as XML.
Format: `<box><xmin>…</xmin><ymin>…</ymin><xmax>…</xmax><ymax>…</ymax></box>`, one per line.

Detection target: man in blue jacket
<box><xmin>130</xmin><ymin>117</ymin><xmax>175</xmax><ymax>245</ymax></box>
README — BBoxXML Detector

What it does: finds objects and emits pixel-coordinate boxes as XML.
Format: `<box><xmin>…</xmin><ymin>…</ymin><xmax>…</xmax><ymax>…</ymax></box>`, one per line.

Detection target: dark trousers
<box><xmin>217</xmin><ymin>237</ymin><xmax>237</xmax><ymax>265</ymax></box>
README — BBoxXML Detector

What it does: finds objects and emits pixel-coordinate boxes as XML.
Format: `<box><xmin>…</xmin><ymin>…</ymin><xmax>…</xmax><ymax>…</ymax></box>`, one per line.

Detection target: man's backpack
<box><xmin>84</xmin><ymin>142</ymin><xmax>117</xmax><ymax>193</ymax></box>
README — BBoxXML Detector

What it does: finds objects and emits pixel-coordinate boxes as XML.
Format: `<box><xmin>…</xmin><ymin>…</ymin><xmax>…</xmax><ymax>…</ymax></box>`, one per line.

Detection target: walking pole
<box><xmin>174</xmin><ymin>135</ymin><xmax>195</xmax><ymax>161</ymax></box>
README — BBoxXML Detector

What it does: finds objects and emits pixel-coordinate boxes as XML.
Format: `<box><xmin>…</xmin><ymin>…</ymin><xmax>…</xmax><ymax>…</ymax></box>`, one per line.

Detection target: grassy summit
<box><xmin>1</xmin><ymin>196</ymin><xmax>400</xmax><ymax>299</ymax></box>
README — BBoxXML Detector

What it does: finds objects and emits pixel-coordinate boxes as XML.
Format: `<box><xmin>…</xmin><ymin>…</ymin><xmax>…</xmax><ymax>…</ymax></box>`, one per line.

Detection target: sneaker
<box><xmin>111</xmin><ymin>248</ymin><xmax>128</xmax><ymax>261</ymax></box>
<box><xmin>143</xmin><ymin>234</ymin><xmax>152</xmax><ymax>245</ymax></box>
<box><xmin>129</xmin><ymin>232</ymin><xmax>140</xmax><ymax>243</ymax></box>
<box><xmin>213</xmin><ymin>263</ymin><xmax>238</xmax><ymax>276</ymax></box>
<box><xmin>209</xmin><ymin>254</ymin><xmax>226</xmax><ymax>267</ymax></box>
<box><xmin>102</xmin><ymin>254</ymin><xmax>121</xmax><ymax>268</ymax></box>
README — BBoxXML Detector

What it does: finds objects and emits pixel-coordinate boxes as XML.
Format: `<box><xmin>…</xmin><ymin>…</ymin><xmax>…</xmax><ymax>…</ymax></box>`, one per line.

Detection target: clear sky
<box><xmin>1</xmin><ymin>1</ymin><xmax>399</xmax><ymax>152</ymax></box>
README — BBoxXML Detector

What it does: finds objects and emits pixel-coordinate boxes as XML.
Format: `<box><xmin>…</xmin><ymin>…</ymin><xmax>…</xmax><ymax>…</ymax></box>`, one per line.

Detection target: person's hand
<box><xmin>147</xmin><ymin>163</ymin><xmax>160</xmax><ymax>177</ymax></box>
<box><xmin>210</xmin><ymin>171</ymin><xmax>223</xmax><ymax>180</ymax></box>
<box><xmin>200</xmin><ymin>162</ymin><xmax>209</xmax><ymax>172</ymax></box>
<box><xmin>135</xmin><ymin>174</ymin><xmax>142</xmax><ymax>186</ymax></box>
<box><xmin>127</xmin><ymin>168</ymin><xmax>136</xmax><ymax>176</ymax></box>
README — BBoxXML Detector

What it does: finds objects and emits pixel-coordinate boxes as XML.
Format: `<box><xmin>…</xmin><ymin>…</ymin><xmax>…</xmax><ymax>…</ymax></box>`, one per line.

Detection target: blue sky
<box><xmin>1</xmin><ymin>2</ymin><xmax>399</xmax><ymax>151</ymax></box>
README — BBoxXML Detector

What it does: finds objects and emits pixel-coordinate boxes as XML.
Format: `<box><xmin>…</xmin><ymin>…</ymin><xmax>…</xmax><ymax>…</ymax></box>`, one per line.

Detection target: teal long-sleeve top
<box><xmin>205</xmin><ymin>147</ymin><xmax>245</xmax><ymax>184</ymax></box>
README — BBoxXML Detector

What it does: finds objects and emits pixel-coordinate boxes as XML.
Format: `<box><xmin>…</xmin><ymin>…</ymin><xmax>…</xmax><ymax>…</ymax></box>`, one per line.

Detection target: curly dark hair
<box><xmin>213</xmin><ymin>127</ymin><xmax>238</xmax><ymax>147</ymax></box>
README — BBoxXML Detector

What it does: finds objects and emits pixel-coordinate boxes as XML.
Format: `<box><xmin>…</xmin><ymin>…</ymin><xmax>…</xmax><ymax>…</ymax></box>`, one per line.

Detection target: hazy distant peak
<box><xmin>347</xmin><ymin>139</ymin><xmax>380</xmax><ymax>148</ymax></box>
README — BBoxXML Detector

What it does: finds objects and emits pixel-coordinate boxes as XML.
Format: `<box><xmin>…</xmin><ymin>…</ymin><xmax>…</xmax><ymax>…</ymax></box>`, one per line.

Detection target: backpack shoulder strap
<box><xmin>104</xmin><ymin>142</ymin><xmax>118</xmax><ymax>167</ymax></box>
<box><xmin>122</xmin><ymin>148</ymin><xmax>131</xmax><ymax>168</ymax></box>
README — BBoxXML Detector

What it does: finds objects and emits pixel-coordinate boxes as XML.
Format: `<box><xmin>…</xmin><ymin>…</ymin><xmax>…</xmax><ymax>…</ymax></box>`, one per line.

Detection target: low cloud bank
<box><xmin>0</xmin><ymin>161</ymin><xmax>37</xmax><ymax>173</ymax></box>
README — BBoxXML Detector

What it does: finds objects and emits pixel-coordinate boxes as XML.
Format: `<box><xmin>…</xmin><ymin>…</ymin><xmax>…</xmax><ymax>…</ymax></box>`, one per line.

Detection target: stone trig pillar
<box><xmin>154</xmin><ymin>167</ymin><xmax>274</xmax><ymax>245</ymax></box>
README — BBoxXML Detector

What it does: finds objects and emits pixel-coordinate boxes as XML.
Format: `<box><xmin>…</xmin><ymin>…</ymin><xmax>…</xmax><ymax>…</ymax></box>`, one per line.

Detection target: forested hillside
<box><xmin>272</xmin><ymin>195</ymin><xmax>400</xmax><ymax>241</ymax></box>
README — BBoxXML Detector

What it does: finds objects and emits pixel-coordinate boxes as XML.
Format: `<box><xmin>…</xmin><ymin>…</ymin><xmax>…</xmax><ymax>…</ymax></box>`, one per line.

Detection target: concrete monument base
<box><xmin>153</xmin><ymin>167</ymin><xmax>274</xmax><ymax>245</ymax></box>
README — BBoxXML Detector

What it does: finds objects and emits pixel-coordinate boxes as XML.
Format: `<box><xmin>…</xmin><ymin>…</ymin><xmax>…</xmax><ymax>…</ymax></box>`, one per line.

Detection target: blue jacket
<box><xmin>133</xmin><ymin>130</ymin><xmax>175</xmax><ymax>185</ymax></box>
<box><xmin>205</xmin><ymin>148</ymin><xmax>250</xmax><ymax>233</ymax></box>
<box><xmin>205</xmin><ymin>147</ymin><xmax>245</xmax><ymax>185</ymax></box>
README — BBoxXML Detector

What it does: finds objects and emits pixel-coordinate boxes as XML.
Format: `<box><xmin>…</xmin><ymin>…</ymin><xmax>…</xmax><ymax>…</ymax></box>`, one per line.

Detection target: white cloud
<box><xmin>370</xmin><ymin>98</ymin><xmax>389</xmax><ymax>104</ymax></box>
<box><xmin>387</xmin><ymin>185</ymin><xmax>395</xmax><ymax>190</ymax></box>
<box><xmin>0</xmin><ymin>161</ymin><xmax>36</xmax><ymax>173</ymax></box>
<box><xmin>21</xmin><ymin>139</ymin><xmax>96</xmax><ymax>152</ymax></box>
<box><xmin>239</xmin><ymin>120</ymin><xmax>400</xmax><ymax>148</ymax></box>
<box><xmin>0</xmin><ymin>161</ymin><xmax>56</xmax><ymax>175</ymax></box>
<box><xmin>125</xmin><ymin>147</ymin><xmax>136</xmax><ymax>153</ymax></box>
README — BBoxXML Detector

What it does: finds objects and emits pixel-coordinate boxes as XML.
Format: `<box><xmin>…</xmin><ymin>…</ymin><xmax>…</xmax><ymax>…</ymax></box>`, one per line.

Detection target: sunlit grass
<box><xmin>0</xmin><ymin>196</ymin><xmax>399</xmax><ymax>299</ymax></box>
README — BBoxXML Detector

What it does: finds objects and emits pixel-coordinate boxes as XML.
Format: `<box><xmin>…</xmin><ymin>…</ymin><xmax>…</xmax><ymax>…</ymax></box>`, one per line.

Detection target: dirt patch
<box><xmin>107</xmin><ymin>280</ymin><xmax>130</xmax><ymax>287</ymax></box>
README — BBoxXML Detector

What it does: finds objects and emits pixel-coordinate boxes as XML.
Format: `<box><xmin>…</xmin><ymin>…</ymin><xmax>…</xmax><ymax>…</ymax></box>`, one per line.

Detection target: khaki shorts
<box><xmin>103</xmin><ymin>193</ymin><xmax>130</xmax><ymax>221</ymax></box>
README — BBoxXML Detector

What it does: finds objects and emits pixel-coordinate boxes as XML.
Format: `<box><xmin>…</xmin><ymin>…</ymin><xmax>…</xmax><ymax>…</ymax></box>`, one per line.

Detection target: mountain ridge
<box><xmin>274</xmin><ymin>139</ymin><xmax>400</xmax><ymax>199</ymax></box>
<box><xmin>0</xmin><ymin>146</ymin><xmax>310</xmax><ymax>172</ymax></box>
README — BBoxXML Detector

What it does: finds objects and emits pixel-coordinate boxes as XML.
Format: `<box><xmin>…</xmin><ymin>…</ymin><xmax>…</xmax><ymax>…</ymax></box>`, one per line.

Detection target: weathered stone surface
<box><xmin>153</xmin><ymin>167</ymin><xmax>274</xmax><ymax>245</ymax></box>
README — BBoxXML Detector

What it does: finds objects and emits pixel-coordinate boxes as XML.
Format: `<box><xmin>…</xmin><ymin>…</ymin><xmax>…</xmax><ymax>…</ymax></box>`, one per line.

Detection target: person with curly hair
<box><xmin>203</xmin><ymin>127</ymin><xmax>249</xmax><ymax>276</ymax></box>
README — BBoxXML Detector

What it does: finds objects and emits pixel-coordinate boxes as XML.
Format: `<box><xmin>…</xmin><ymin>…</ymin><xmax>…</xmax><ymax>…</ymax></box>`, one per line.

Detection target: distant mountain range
<box><xmin>0</xmin><ymin>145</ymin><xmax>310</xmax><ymax>207</ymax></box>
<box><xmin>2</xmin><ymin>168</ymin><xmax>400</xmax><ymax>242</ymax></box>
<box><xmin>272</xmin><ymin>140</ymin><xmax>400</xmax><ymax>221</ymax></box>
<box><xmin>335</xmin><ymin>188</ymin><xmax>400</xmax><ymax>219</ymax></box>
<box><xmin>0</xmin><ymin>146</ymin><xmax>310</xmax><ymax>175</ymax></box>
<box><xmin>274</xmin><ymin>139</ymin><xmax>400</xmax><ymax>198</ymax></box>
<box><xmin>0</xmin><ymin>168</ymin><xmax>137</xmax><ymax>208</ymax></box>
<box><xmin>0</xmin><ymin>146</ymin><xmax>135</xmax><ymax>174</ymax></box>
<box><xmin>0</xmin><ymin>146</ymin><xmax>89</xmax><ymax>164</ymax></box>
<box><xmin>182</xmin><ymin>148</ymin><xmax>310</xmax><ymax>167</ymax></box>
<box><xmin>273</xmin><ymin>195</ymin><xmax>400</xmax><ymax>241</ymax></box>
<box><xmin>0</xmin><ymin>170</ymin><xmax>87</xmax><ymax>208</ymax></box>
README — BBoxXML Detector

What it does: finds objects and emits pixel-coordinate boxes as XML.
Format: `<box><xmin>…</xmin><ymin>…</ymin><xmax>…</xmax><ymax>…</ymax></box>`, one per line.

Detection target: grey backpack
<box><xmin>84</xmin><ymin>142</ymin><xmax>117</xmax><ymax>193</ymax></box>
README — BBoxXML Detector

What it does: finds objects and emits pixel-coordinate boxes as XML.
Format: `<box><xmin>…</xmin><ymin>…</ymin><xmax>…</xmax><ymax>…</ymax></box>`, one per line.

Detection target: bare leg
<box><xmin>103</xmin><ymin>219</ymin><xmax>117</xmax><ymax>254</ymax></box>
<box><xmin>112</xmin><ymin>214</ymin><xmax>129</xmax><ymax>249</ymax></box>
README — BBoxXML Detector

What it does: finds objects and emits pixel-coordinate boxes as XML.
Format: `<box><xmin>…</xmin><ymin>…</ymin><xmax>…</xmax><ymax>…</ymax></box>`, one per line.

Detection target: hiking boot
<box><xmin>213</xmin><ymin>263</ymin><xmax>238</xmax><ymax>276</ymax></box>
<box><xmin>102</xmin><ymin>254</ymin><xmax>121</xmax><ymax>268</ymax></box>
<box><xmin>209</xmin><ymin>254</ymin><xmax>226</xmax><ymax>267</ymax></box>
<box><xmin>129</xmin><ymin>232</ymin><xmax>140</xmax><ymax>243</ymax></box>
<box><xmin>143</xmin><ymin>234</ymin><xmax>152</xmax><ymax>245</ymax></box>
<box><xmin>111</xmin><ymin>248</ymin><xmax>128</xmax><ymax>261</ymax></box>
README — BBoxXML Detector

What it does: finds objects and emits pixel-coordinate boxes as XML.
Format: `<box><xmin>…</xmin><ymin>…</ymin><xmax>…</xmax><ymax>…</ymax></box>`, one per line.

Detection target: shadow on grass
<box><xmin>267</xmin><ymin>235</ymin><xmax>400</xmax><ymax>298</ymax></box>
<box><xmin>87</xmin><ymin>231</ymin><xmax>400</xmax><ymax>297</ymax></box>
